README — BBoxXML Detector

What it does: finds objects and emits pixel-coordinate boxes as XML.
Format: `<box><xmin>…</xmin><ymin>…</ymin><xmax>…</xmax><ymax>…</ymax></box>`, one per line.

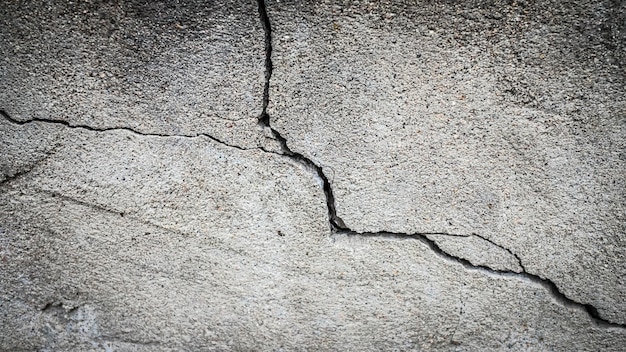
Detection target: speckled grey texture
<box><xmin>1</xmin><ymin>0</ymin><xmax>626</xmax><ymax>350</ymax></box>
<box><xmin>1</xmin><ymin>122</ymin><xmax>625</xmax><ymax>351</ymax></box>
<box><xmin>424</xmin><ymin>234</ymin><xmax>524</xmax><ymax>273</ymax></box>
<box><xmin>268</xmin><ymin>0</ymin><xmax>626</xmax><ymax>325</ymax></box>
<box><xmin>0</xmin><ymin>0</ymin><xmax>279</xmax><ymax>151</ymax></box>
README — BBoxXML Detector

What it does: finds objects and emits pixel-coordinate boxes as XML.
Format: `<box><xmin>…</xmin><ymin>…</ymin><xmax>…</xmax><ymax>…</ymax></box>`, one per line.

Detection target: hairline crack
<box><xmin>0</xmin><ymin>109</ymin><xmax>262</xmax><ymax>153</ymax></box>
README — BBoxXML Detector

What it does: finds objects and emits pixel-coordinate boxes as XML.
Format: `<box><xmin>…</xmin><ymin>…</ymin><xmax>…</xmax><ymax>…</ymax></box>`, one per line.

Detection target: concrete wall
<box><xmin>1</xmin><ymin>0</ymin><xmax>625</xmax><ymax>350</ymax></box>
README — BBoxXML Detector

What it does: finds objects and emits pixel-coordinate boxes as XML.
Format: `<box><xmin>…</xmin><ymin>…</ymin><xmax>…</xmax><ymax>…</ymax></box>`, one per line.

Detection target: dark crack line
<box><xmin>41</xmin><ymin>301</ymin><xmax>79</xmax><ymax>314</ymax></box>
<box><xmin>270</xmin><ymin>130</ymin><xmax>348</xmax><ymax>230</ymax></box>
<box><xmin>337</xmin><ymin>229</ymin><xmax>470</xmax><ymax>239</ymax></box>
<box><xmin>416</xmin><ymin>233</ymin><xmax>625</xmax><ymax>329</ymax></box>
<box><xmin>0</xmin><ymin>109</ymin><xmax>253</xmax><ymax>153</ymax></box>
<box><xmin>338</xmin><ymin>229</ymin><xmax>625</xmax><ymax>329</ymax></box>
<box><xmin>255</xmin><ymin>0</ymin><xmax>625</xmax><ymax>329</ymax></box>
<box><xmin>0</xmin><ymin>1</ymin><xmax>621</xmax><ymax>330</ymax></box>
<box><xmin>256</xmin><ymin>0</ymin><xmax>347</xmax><ymax>230</ymax></box>
<box><xmin>1</xmin><ymin>108</ymin><xmax>341</xmax><ymax>228</ymax></box>
<box><xmin>0</xmin><ymin>149</ymin><xmax>57</xmax><ymax>187</ymax></box>
<box><xmin>257</xmin><ymin>0</ymin><xmax>272</xmax><ymax>127</ymax></box>
<box><xmin>471</xmin><ymin>232</ymin><xmax>526</xmax><ymax>272</ymax></box>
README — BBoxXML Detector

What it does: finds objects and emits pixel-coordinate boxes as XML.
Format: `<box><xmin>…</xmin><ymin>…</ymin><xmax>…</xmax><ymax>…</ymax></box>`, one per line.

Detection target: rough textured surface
<box><xmin>268</xmin><ymin>0</ymin><xmax>626</xmax><ymax>324</ymax></box>
<box><xmin>424</xmin><ymin>234</ymin><xmax>524</xmax><ymax>273</ymax></box>
<box><xmin>0</xmin><ymin>0</ymin><xmax>279</xmax><ymax>151</ymax></box>
<box><xmin>1</xmin><ymin>122</ymin><xmax>625</xmax><ymax>351</ymax></box>
<box><xmin>2</xmin><ymin>0</ymin><xmax>626</xmax><ymax>350</ymax></box>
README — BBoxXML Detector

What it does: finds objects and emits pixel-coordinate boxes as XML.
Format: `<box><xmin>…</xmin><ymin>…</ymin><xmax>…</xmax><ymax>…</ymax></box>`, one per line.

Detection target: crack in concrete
<box><xmin>256</xmin><ymin>0</ymin><xmax>347</xmax><ymax>231</ymax></box>
<box><xmin>255</xmin><ymin>0</ymin><xmax>626</xmax><ymax>329</ymax></box>
<box><xmin>337</xmin><ymin>228</ymin><xmax>625</xmax><ymax>328</ymax></box>
<box><xmin>471</xmin><ymin>232</ymin><xmax>526</xmax><ymax>272</ymax></box>
<box><xmin>0</xmin><ymin>1</ymin><xmax>621</xmax><ymax>330</ymax></box>
<box><xmin>0</xmin><ymin>109</ymin><xmax>255</xmax><ymax>153</ymax></box>
<box><xmin>0</xmin><ymin>149</ymin><xmax>58</xmax><ymax>187</ymax></box>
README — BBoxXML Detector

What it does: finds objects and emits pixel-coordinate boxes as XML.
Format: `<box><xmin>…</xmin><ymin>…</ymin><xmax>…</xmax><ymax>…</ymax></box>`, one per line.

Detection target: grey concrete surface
<box><xmin>1</xmin><ymin>121</ymin><xmax>625</xmax><ymax>351</ymax></box>
<box><xmin>0</xmin><ymin>0</ymin><xmax>280</xmax><ymax>151</ymax></box>
<box><xmin>2</xmin><ymin>0</ymin><xmax>626</xmax><ymax>350</ymax></box>
<box><xmin>424</xmin><ymin>233</ymin><xmax>524</xmax><ymax>273</ymax></box>
<box><xmin>268</xmin><ymin>0</ymin><xmax>626</xmax><ymax>325</ymax></box>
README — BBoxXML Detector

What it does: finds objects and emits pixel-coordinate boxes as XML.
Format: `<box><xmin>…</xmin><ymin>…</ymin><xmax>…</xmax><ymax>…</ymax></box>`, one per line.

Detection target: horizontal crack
<box><xmin>336</xmin><ymin>229</ymin><xmax>470</xmax><ymax>239</ymax></box>
<box><xmin>0</xmin><ymin>110</ymin><xmax>255</xmax><ymax>153</ymax></box>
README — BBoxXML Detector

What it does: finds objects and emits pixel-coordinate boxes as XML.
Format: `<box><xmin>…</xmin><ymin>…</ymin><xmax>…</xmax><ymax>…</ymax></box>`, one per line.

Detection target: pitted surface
<box><xmin>268</xmin><ymin>0</ymin><xmax>626</xmax><ymax>324</ymax></box>
<box><xmin>1</xmin><ymin>0</ymin><xmax>626</xmax><ymax>350</ymax></box>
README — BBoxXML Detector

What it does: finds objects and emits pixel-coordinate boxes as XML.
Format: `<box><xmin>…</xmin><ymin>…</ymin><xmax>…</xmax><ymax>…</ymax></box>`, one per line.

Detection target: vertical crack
<box><xmin>256</xmin><ymin>0</ymin><xmax>346</xmax><ymax>230</ymax></box>
<box><xmin>255</xmin><ymin>0</ymin><xmax>625</xmax><ymax>328</ymax></box>
<box><xmin>413</xmin><ymin>234</ymin><xmax>624</xmax><ymax>328</ymax></box>
<box><xmin>257</xmin><ymin>0</ymin><xmax>272</xmax><ymax>127</ymax></box>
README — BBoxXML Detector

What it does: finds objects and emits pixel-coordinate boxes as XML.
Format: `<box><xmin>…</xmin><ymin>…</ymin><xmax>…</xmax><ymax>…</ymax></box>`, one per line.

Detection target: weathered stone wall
<box><xmin>1</xmin><ymin>1</ymin><xmax>625</xmax><ymax>350</ymax></box>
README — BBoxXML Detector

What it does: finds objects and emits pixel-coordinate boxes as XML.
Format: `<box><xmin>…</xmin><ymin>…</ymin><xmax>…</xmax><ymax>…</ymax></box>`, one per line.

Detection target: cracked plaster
<box><xmin>0</xmin><ymin>0</ymin><xmax>281</xmax><ymax>152</ymax></box>
<box><xmin>1</xmin><ymin>0</ymin><xmax>626</xmax><ymax>350</ymax></box>
<box><xmin>267</xmin><ymin>0</ymin><xmax>626</xmax><ymax>325</ymax></box>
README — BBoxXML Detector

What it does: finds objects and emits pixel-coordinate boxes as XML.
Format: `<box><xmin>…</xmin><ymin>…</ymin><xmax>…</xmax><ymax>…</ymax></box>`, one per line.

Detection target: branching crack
<box><xmin>255</xmin><ymin>0</ymin><xmax>625</xmax><ymax>329</ymax></box>
<box><xmin>0</xmin><ymin>0</ymin><xmax>622</xmax><ymax>331</ymax></box>
<box><xmin>471</xmin><ymin>232</ymin><xmax>526</xmax><ymax>272</ymax></box>
<box><xmin>338</xmin><ymin>228</ymin><xmax>625</xmax><ymax>328</ymax></box>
